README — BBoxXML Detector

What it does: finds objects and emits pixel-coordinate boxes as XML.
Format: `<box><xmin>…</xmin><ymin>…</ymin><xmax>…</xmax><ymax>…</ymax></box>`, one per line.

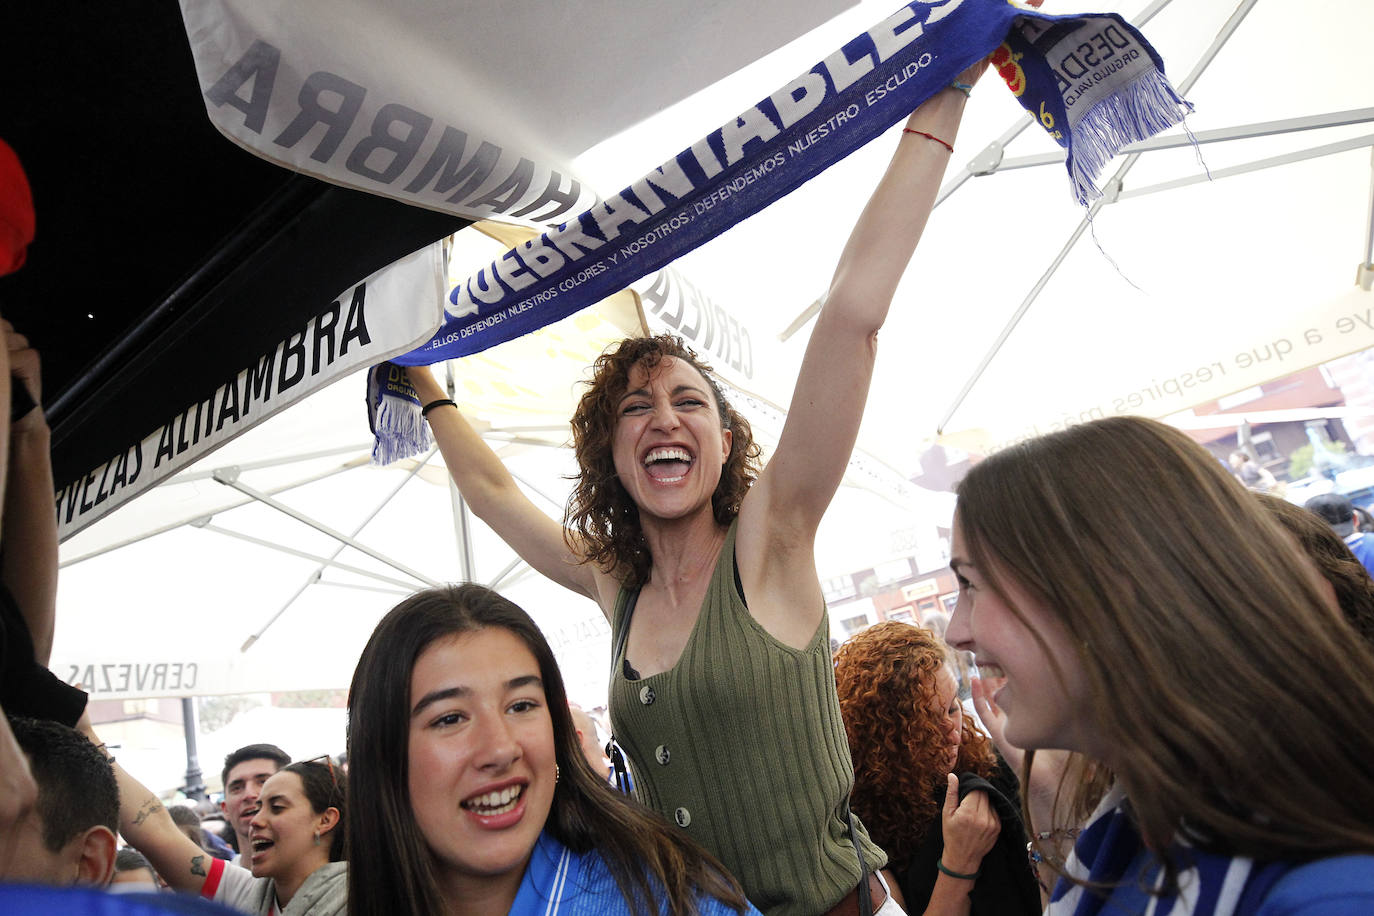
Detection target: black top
<box><xmin>898</xmin><ymin>761</ymin><xmax>1042</xmax><ymax>916</ymax></box>
<box><xmin>0</xmin><ymin>581</ymin><xmax>86</xmax><ymax>726</ymax></box>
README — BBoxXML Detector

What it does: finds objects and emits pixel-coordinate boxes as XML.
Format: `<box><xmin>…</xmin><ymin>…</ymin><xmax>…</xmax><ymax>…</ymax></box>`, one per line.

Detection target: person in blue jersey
<box><xmin>946</xmin><ymin>416</ymin><xmax>1374</xmax><ymax>916</ymax></box>
<box><xmin>345</xmin><ymin>584</ymin><xmax>759</xmax><ymax>916</ymax></box>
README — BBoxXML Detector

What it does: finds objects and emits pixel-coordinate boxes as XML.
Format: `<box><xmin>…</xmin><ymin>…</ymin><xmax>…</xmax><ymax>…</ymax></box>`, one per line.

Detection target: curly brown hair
<box><xmin>564</xmin><ymin>335</ymin><xmax>762</xmax><ymax>587</ymax></box>
<box><xmin>834</xmin><ymin>621</ymin><xmax>997</xmax><ymax>869</ymax></box>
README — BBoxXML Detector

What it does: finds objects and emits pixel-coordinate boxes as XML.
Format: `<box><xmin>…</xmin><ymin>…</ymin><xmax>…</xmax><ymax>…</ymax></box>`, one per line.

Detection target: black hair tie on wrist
<box><xmin>936</xmin><ymin>858</ymin><xmax>980</xmax><ymax>881</ymax></box>
<box><xmin>421</xmin><ymin>398</ymin><xmax>457</xmax><ymax>418</ymax></box>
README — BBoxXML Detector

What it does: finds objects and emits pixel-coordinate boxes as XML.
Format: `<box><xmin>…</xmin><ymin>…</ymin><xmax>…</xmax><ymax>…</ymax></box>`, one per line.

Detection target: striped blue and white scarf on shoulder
<box><xmin>1050</xmin><ymin>785</ymin><xmax>1293</xmax><ymax>916</ymax></box>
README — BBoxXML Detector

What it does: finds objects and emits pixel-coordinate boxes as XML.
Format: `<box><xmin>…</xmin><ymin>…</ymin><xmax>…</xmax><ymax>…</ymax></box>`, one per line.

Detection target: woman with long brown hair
<box><xmin>402</xmin><ymin>50</ymin><xmax>1020</xmax><ymax>915</ymax></box>
<box><xmin>345</xmin><ymin>583</ymin><xmax>755</xmax><ymax>916</ymax></box>
<box><xmin>834</xmin><ymin>622</ymin><xmax>1039</xmax><ymax>915</ymax></box>
<box><xmin>78</xmin><ymin>731</ymin><xmax>347</xmax><ymax>916</ymax></box>
<box><xmin>946</xmin><ymin>415</ymin><xmax>1374</xmax><ymax>915</ymax></box>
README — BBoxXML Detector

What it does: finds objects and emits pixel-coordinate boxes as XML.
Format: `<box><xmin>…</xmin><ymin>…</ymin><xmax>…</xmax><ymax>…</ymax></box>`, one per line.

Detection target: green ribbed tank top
<box><xmin>608</xmin><ymin>520</ymin><xmax>886</xmax><ymax>916</ymax></box>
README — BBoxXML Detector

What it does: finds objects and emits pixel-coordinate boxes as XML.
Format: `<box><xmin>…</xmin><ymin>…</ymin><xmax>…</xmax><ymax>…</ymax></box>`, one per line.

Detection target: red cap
<box><xmin>0</xmin><ymin>138</ymin><xmax>36</xmax><ymax>276</ymax></box>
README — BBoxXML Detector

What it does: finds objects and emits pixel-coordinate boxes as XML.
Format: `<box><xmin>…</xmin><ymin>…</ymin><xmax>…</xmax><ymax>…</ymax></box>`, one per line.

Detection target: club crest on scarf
<box><xmin>367</xmin><ymin>362</ymin><xmax>432</xmax><ymax>465</ymax></box>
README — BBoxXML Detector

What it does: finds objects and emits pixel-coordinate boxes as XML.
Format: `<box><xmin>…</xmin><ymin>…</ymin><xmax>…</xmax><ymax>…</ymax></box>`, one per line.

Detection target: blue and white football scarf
<box><xmin>373</xmin><ymin>0</ymin><xmax>1190</xmax><ymax>460</ymax></box>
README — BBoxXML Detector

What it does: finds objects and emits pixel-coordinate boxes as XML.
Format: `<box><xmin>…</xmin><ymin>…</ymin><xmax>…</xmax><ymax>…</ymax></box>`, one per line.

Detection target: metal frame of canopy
<box><xmin>58</xmin><ymin>200</ymin><xmax>931</xmax><ymax>661</ymax></box>
<box><xmin>57</xmin><ymin>394</ymin><xmax>578</xmax><ymax>654</ymax></box>
<box><xmin>58</xmin><ymin>220</ymin><xmax>660</xmax><ymax>658</ymax></box>
<box><xmin>774</xmin><ymin>0</ymin><xmax>1374</xmax><ymax>434</ymax></box>
<box><xmin>934</xmin><ymin>0</ymin><xmax>1374</xmax><ymax>433</ymax></box>
<box><xmin>53</xmin><ymin>0</ymin><xmax>1374</xmax><ymax>801</ymax></box>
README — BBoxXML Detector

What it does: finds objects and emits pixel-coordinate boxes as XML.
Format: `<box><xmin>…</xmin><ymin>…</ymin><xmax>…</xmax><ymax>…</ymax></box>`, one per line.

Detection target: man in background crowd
<box><xmin>1305</xmin><ymin>492</ymin><xmax>1374</xmax><ymax>577</ymax></box>
<box><xmin>568</xmin><ymin>704</ymin><xmax>611</xmax><ymax>781</ymax></box>
<box><xmin>218</xmin><ymin>744</ymin><xmax>288</xmax><ymax>866</ymax></box>
<box><xmin>1</xmin><ymin>716</ymin><xmax>117</xmax><ymax>887</ymax></box>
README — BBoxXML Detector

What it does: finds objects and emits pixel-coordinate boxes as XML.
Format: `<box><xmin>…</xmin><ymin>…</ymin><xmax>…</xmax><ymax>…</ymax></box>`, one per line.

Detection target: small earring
<box><xmin>555</xmin><ymin>763</ymin><xmax>561</xmax><ymax>783</ymax></box>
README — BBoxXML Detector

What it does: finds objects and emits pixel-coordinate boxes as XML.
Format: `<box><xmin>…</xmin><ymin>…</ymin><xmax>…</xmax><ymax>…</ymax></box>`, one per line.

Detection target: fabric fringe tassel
<box><xmin>1067</xmin><ymin>68</ymin><xmax>1193</xmax><ymax>205</ymax></box>
<box><xmin>367</xmin><ymin>363</ymin><xmax>433</xmax><ymax>466</ymax></box>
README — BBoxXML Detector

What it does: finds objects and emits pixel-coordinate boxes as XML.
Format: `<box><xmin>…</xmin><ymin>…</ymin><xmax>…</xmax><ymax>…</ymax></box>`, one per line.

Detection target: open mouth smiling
<box><xmin>461</xmin><ymin>784</ymin><xmax>524</xmax><ymax>816</ymax></box>
<box><xmin>643</xmin><ymin>446</ymin><xmax>694</xmax><ymax>483</ymax></box>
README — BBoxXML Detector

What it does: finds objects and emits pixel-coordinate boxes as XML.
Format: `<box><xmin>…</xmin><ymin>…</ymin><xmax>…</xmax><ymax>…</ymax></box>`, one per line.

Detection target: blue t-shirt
<box><xmin>1258</xmin><ymin>857</ymin><xmax>1374</xmax><ymax>915</ymax></box>
<box><xmin>511</xmin><ymin>830</ymin><xmax>760</xmax><ymax>916</ymax></box>
<box><xmin>1344</xmin><ymin>531</ymin><xmax>1374</xmax><ymax>579</ymax></box>
<box><xmin>1050</xmin><ymin>787</ymin><xmax>1374</xmax><ymax>916</ymax></box>
<box><xmin>0</xmin><ymin>884</ymin><xmax>241</xmax><ymax>915</ymax></box>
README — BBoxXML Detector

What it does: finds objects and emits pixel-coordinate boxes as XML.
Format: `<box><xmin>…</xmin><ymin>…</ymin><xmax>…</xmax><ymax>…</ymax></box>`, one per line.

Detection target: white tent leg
<box><xmin>1118</xmin><ymin>134</ymin><xmax>1374</xmax><ymax>200</ymax></box>
<box><xmin>313</xmin><ymin>581</ymin><xmax>411</xmax><ymax>596</ymax></box>
<box><xmin>1362</xmin><ymin>146</ymin><xmax>1374</xmax><ymax>290</ymax></box>
<box><xmin>486</xmin><ymin>556</ymin><xmax>527</xmax><ymax>590</ymax></box>
<box><xmin>175</xmin><ymin>443</ymin><xmax>372</xmax><ymax>483</ymax></box>
<box><xmin>449</xmin><ymin>481</ymin><xmax>476</xmax><ymax>582</ymax></box>
<box><xmin>241</xmin><ymin>573</ymin><xmax>324</xmax><ymax>653</ymax></box>
<box><xmin>509</xmin><ymin>470</ymin><xmax>574</xmax><ymax>512</ymax></box>
<box><xmin>443</xmin><ymin>361</ymin><xmax>478</xmax><ymax>581</ymax></box>
<box><xmin>992</xmin><ymin>108</ymin><xmax>1374</xmax><ymax>174</ymax></box>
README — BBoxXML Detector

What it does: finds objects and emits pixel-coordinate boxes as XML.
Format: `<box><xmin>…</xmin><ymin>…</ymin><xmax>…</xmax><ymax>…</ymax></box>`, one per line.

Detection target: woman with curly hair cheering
<box><xmin>834</xmin><ymin>622</ymin><xmax>1039</xmax><ymax>916</ymax></box>
<box><xmin>401</xmin><ymin>54</ymin><xmax>1018</xmax><ymax>915</ymax></box>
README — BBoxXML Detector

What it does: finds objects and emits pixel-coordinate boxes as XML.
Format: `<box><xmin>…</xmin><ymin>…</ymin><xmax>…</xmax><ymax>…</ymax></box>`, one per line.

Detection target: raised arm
<box><xmin>746</xmin><ymin>0</ymin><xmax>1041</xmax><ymax>537</ymax></box>
<box><xmin>79</xmin><ymin>714</ymin><xmax>219</xmax><ymax>894</ymax></box>
<box><xmin>747</xmin><ymin>83</ymin><xmax>971</xmax><ymax>539</ymax></box>
<box><xmin>405</xmin><ymin>365</ymin><xmax>617</xmax><ymax>611</ymax></box>
<box><xmin>1</xmin><ymin>322</ymin><xmax>58</xmax><ymax>663</ymax></box>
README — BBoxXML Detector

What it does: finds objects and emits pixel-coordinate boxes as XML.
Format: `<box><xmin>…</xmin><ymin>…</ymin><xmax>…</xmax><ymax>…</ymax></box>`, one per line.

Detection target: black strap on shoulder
<box><xmin>611</xmin><ymin>587</ymin><xmax>639</xmax><ymax>674</ymax></box>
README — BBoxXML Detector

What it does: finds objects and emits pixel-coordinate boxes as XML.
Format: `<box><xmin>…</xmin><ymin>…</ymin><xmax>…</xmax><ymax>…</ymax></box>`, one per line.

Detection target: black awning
<box><xmin>2</xmin><ymin>3</ymin><xmax>467</xmax><ymax>491</ymax></box>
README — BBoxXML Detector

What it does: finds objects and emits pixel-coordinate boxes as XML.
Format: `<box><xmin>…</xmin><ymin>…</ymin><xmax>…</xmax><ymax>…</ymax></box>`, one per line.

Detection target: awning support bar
<box><xmin>937</xmin><ymin>0</ymin><xmax>1260</xmax><ymax>433</ymax></box>
<box><xmin>236</xmin><ymin>447</ymin><xmax>440</xmax><ymax>652</ymax></box>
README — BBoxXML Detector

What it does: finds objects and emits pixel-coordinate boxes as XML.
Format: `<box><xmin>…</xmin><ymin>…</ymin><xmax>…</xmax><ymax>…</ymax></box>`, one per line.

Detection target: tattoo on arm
<box><xmin>191</xmin><ymin>854</ymin><xmax>206</xmax><ymax>877</ymax></box>
<box><xmin>132</xmin><ymin>796</ymin><xmax>162</xmax><ymax>827</ymax></box>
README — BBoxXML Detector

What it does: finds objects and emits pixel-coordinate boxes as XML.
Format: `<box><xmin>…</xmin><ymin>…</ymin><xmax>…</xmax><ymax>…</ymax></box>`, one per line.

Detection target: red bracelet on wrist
<box><xmin>902</xmin><ymin>128</ymin><xmax>953</xmax><ymax>154</ymax></box>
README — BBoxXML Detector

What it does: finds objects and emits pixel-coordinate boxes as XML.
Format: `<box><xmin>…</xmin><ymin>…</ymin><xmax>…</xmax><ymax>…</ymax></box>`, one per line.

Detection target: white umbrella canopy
<box><xmin>53</xmin><ymin>259</ymin><xmax>643</xmax><ymax>706</ymax></box>
<box><xmin>570</xmin><ymin>0</ymin><xmax>1373</xmax><ymax>462</ymax></box>
<box><xmin>52</xmin><ymin>216</ymin><xmax>927</xmax><ymax>704</ymax></box>
<box><xmin>53</xmin><ymin>0</ymin><xmax>1373</xmax><ymax>705</ymax></box>
<box><xmin>53</xmin><ymin>408</ymin><xmax>618</xmax><ymax>705</ymax></box>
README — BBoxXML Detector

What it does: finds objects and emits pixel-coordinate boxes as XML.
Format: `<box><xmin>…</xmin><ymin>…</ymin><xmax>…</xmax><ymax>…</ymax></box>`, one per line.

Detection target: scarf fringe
<box><xmin>1069</xmin><ymin>68</ymin><xmax>1193</xmax><ymax>205</ymax></box>
<box><xmin>367</xmin><ymin>363</ymin><xmax>433</xmax><ymax>467</ymax></box>
<box><xmin>370</xmin><ymin>398</ymin><xmax>432</xmax><ymax>466</ymax></box>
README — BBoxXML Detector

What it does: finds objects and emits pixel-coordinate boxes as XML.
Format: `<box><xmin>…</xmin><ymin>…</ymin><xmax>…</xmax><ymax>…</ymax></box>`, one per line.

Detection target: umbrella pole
<box><xmin>1362</xmin><ymin>146</ymin><xmax>1374</xmax><ymax>290</ymax></box>
<box><xmin>445</xmin><ymin>361</ymin><xmax>477</xmax><ymax>581</ymax></box>
<box><xmin>182</xmin><ymin>697</ymin><xmax>207</xmax><ymax>802</ymax></box>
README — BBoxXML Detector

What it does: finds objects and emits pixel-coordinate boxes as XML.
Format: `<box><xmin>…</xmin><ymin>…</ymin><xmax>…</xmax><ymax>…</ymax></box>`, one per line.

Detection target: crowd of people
<box><xmin>6</xmin><ymin>20</ymin><xmax>1374</xmax><ymax>915</ymax></box>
